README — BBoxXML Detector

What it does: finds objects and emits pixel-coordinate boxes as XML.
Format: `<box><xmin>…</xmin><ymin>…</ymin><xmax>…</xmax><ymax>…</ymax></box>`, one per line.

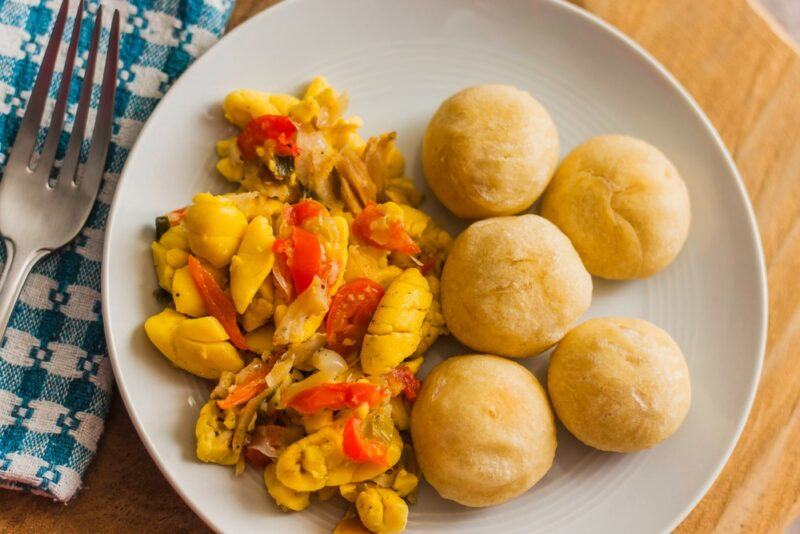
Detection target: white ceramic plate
<box><xmin>102</xmin><ymin>0</ymin><xmax>767</xmax><ymax>532</ymax></box>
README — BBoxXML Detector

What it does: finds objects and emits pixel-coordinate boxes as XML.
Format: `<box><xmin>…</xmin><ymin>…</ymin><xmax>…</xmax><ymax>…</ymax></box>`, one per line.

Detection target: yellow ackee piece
<box><xmin>393</xmin><ymin>203</ymin><xmax>428</xmax><ymax>237</ymax></box>
<box><xmin>171</xmin><ymin>266</ymin><xmax>206</xmax><ymax>317</ymax></box>
<box><xmin>391</xmin><ymin>469</ymin><xmax>419</xmax><ymax>498</ymax></box>
<box><xmin>230</xmin><ymin>216</ymin><xmax>275</xmax><ymax>314</ymax></box>
<box><xmin>339</xmin><ymin>484</ymin><xmax>359</xmax><ymax>503</ymax></box>
<box><xmin>325</xmin><ymin>116</ymin><xmax>365</xmax><ymax>152</ymax></box>
<box><xmin>355</xmin><ymin>487</ymin><xmax>408</xmax><ymax>534</ymax></box>
<box><xmin>344</xmin><ymin>245</ymin><xmax>402</xmax><ymax>289</ymax></box>
<box><xmin>224</xmin><ymin>193</ymin><xmax>284</xmax><ymax>222</ymax></box>
<box><xmin>414</xmin><ymin>275</ymin><xmax>447</xmax><ymax>356</ymax></box>
<box><xmin>144</xmin><ymin>309</ymin><xmax>244</xmax><ymax>379</ymax></box>
<box><xmin>215</xmin><ymin>137</ymin><xmax>243</xmax><ymax>183</ymax></box>
<box><xmin>276</xmin><ymin>427</ymin><xmax>345</xmax><ymax>492</ymax></box>
<box><xmin>265</xmin><ymin>463</ymin><xmax>310</xmax><ymax>512</ymax></box>
<box><xmin>195</xmin><ymin>400</ymin><xmax>239</xmax><ymax>465</ymax></box>
<box><xmin>360</xmin><ymin>269</ymin><xmax>432</xmax><ymax>375</ymax></box>
<box><xmin>269</xmin><ymin>93</ymin><xmax>301</xmax><ymax>115</ymax></box>
<box><xmin>403</xmin><ymin>357</ymin><xmax>424</xmax><ymax>375</ymax></box>
<box><xmin>275</xmin><ymin>425</ymin><xmax>402</xmax><ymax>493</ymax></box>
<box><xmin>151</xmin><ymin>224</ymin><xmax>189</xmax><ymax>292</ymax></box>
<box><xmin>143</xmin><ymin>307</ymin><xmax>184</xmax><ymax>360</ymax></box>
<box><xmin>333</xmin><ymin>511</ymin><xmax>373</xmax><ymax>534</ymax></box>
<box><xmin>241</xmin><ymin>278</ymin><xmax>275</xmax><ymax>332</ymax></box>
<box><xmin>287</xmin><ymin>76</ymin><xmax>348</xmax><ymax>125</ymax></box>
<box><xmin>302</xmin><ymin>409</ymin><xmax>333</xmax><ymax>435</ymax></box>
<box><xmin>288</xmin><ymin>97</ymin><xmax>320</xmax><ymax>124</ymax></box>
<box><xmin>389</xmin><ymin>397</ymin><xmax>409</xmax><ymax>431</ymax></box>
<box><xmin>223</xmin><ymin>89</ymin><xmax>279</xmax><ymax>128</ymax></box>
<box><xmin>243</xmin><ymin>324</ymin><xmax>275</xmax><ymax>355</ymax></box>
<box><xmin>395</xmin><ymin>203</ymin><xmax>453</xmax><ymax>259</ymax></box>
<box><xmin>185</xmin><ymin>193</ymin><xmax>248</xmax><ymax>269</ymax></box>
<box><xmin>304</xmin><ymin>76</ymin><xmax>331</xmax><ymax>99</ymax></box>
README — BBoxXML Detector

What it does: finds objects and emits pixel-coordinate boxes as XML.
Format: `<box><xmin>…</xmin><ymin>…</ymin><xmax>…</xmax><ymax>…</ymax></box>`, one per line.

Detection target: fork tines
<box><xmin>5</xmin><ymin>0</ymin><xmax>120</xmax><ymax>188</ymax></box>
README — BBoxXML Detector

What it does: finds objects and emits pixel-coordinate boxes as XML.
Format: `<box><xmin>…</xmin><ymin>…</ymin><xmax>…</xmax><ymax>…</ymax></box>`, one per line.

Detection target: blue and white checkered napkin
<box><xmin>0</xmin><ymin>0</ymin><xmax>233</xmax><ymax>501</ymax></box>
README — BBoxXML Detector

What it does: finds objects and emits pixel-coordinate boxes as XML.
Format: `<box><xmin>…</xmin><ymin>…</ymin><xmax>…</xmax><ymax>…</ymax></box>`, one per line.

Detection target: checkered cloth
<box><xmin>0</xmin><ymin>0</ymin><xmax>233</xmax><ymax>501</ymax></box>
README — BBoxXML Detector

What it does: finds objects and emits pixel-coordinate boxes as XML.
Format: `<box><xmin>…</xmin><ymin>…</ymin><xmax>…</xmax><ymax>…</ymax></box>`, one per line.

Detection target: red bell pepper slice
<box><xmin>345</xmin><ymin>382</ymin><xmax>387</xmax><ymax>408</ymax></box>
<box><xmin>352</xmin><ymin>202</ymin><xmax>420</xmax><ymax>255</ymax></box>
<box><xmin>289</xmin><ymin>227</ymin><xmax>322</xmax><ymax>294</ymax></box>
<box><xmin>272</xmin><ymin>227</ymin><xmax>323</xmax><ymax>296</ymax></box>
<box><xmin>237</xmin><ymin>114</ymin><xmax>299</xmax><ymax>160</ymax></box>
<box><xmin>325</xmin><ymin>278</ymin><xmax>385</xmax><ymax>355</ymax></box>
<box><xmin>286</xmin><ymin>382</ymin><xmax>385</xmax><ymax>414</ymax></box>
<box><xmin>187</xmin><ymin>255</ymin><xmax>248</xmax><ymax>350</ymax></box>
<box><xmin>285</xmin><ymin>199</ymin><xmax>327</xmax><ymax>227</ymax></box>
<box><xmin>217</xmin><ymin>359</ymin><xmax>275</xmax><ymax>410</ymax></box>
<box><xmin>342</xmin><ymin>416</ymin><xmax>388</xmax><ymax>466</ymax></box>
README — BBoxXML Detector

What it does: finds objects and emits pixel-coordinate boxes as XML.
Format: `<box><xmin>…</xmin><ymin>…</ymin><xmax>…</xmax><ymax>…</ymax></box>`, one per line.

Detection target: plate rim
<box><xmin>101</xmin><ymin>0</ymin><xmax>768</xmax><ymax>532</ymax></box>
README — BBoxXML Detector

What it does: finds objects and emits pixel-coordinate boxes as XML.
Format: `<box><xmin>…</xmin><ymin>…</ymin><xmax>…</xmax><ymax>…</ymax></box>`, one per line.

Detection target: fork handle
<box><xmin>0</xmin><ymin>240</ymin><xmax>49</xmax><ymax>342</ymax></box>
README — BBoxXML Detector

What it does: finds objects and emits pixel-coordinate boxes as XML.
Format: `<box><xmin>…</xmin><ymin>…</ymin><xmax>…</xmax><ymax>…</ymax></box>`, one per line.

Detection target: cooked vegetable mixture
<box><xmin>144</xmin><ymin>77</ymin><xmax>452</xmax><ymax>533</ymax></box>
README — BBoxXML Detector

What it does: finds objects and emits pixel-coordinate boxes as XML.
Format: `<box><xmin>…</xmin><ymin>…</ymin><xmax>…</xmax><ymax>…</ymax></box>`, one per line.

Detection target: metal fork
<box><xmin>0</xmin><ymin>0</ymin><xmax>120</xmax><ymax>338</ymax></box>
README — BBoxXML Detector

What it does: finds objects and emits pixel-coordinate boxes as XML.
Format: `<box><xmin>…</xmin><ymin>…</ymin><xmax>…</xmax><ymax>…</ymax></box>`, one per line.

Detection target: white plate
<box><xmin>102</xmin><ymin>0</ymin><xmax>767</xmax><ymax>532</ymax></box>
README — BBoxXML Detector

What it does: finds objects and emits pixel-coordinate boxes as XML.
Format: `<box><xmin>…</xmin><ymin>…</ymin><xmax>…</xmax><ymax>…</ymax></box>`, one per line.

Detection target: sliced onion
<box><xmin>311</xmin><ymin>348</ymin><xmax>348</xmax><ymax>376</ymax></box>
<box><xmin>265</xmin><ymin>353</ymin><xmax>295</xmax><ymax>389</ymax></box>
<box><xmin>295</xmin><ymin>126</ymin><xmax>329</xmax><ymax>180</ymax></box>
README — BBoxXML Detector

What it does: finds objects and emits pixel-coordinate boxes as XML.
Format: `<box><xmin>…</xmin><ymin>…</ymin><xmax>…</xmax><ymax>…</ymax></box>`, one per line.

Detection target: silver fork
<box><xmin>0</xmin><ymin>0</ymin><xmax>120</xmax><ymax>338</ymax></box>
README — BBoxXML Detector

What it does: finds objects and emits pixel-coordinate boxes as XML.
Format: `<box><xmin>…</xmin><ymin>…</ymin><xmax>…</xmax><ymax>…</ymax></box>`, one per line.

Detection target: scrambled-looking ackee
<box><xmin>144</xmin><ymin>76</ymin><xmax>452</xmax><ymax>534</ymax></box>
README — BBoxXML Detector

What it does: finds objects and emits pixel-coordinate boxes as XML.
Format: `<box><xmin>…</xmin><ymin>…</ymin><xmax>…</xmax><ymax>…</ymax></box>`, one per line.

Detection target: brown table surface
<box><xmin>3</xmin><ymin>0</ymin><xmax>800</xmax><ymax>532</ymax></box>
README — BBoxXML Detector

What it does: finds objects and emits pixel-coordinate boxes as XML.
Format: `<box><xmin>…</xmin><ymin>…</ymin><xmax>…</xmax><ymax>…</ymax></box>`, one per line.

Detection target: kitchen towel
<box><xmin>0</xmin><ymin>0</ymin><xmax>233</xmax><ymax>501</ymax></box>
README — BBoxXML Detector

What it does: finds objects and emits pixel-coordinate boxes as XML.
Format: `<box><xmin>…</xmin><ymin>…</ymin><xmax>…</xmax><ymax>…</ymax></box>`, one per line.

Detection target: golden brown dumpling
<box><xmin>540</xmin><ymin>135</ymin><xmax>690</xmax><ymax>279</ymax></box>
<box><xmin>410</xmin><ymin>355</ymin><xmax>556</xmax><ymax>507</ymax></box>
<box><xmin>423</xmin><ymin>85</ymin><xmax>559</xmax><ymax>219</ymax></box>
<box><xmin>547</xmin><ymin>317</ymin><xmax>691</xmax><ymax>452</ymax></box>
<box><xmin>441</xmin><ymin>215</ymin><xmax>592</xmax><ymax>358</ymax></box>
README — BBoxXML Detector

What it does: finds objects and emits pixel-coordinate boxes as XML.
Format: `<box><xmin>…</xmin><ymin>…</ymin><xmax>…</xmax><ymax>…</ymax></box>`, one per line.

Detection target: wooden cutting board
<box><xmin>2</xmin><ymin>0</ymin><xmax>799</xmax><ymax>532</ymax></box>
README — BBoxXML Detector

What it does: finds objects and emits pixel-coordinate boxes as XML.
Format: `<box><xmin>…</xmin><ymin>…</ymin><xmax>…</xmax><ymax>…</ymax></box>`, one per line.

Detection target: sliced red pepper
<box><xmin>271</xmin><ymin>226</ymin><xmax>324</xmax><ymax>297</ymax></box>
<box><xmin>342</xmin><ymin>416</ymin><xmax>388</xmax><ymax>466</ymax></box>
<box><xmin>346</xmin><ymin>382</ymin><xmax>386</xmax><ymax>407</ymax></box>
<box><xmin>289</xmin><ymin>227</ymin><xmax>322</xmax><ymax>294</ymax></box>
<box><xmin>285</xmin><ymin>199</ymin><xmax>327</xmax><ymax>226</ymax></box>
<box><xmin>187</xmin><ymin>255</ymin><xmax>248</xmax><ymax>350</ymax></box>
<box><xmin>286</xmin><ymin>382</ymin><xmax>385</xmax><ymax>414</ymax></box>
<box><xmin>217</xmin><ymin>360</ymin><xmax>275</xmax><ymax>410</ymax></box>
<box><xmin>352</xmin><ymin>202</ymin><xmax>420</xmax><ymax>255</ymax></box>
<box><xmin>387</xmin><ymin>366</ymin><xmax>421</xmax><ymax>402</ymax></box>
<box><xmin>237</xmin><ymin>114</ymin><xmax>299</xmax><ymax>160</ymax></box>
<box><xmin>287</xmin><ymin>383</ymin><xmax>347</xmax><ymax>414</ymax></box>
<box><xmin>325</xmin><ymin>278</ymin><xmax>385</xmax><ymax>355</ymax></box>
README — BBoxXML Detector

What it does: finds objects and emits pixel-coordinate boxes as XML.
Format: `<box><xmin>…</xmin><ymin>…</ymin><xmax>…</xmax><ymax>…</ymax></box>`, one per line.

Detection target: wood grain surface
<box><xmin>1</xmin><ymin>0</ymin><xmax>798</xmax><ymax>532</ymax></box>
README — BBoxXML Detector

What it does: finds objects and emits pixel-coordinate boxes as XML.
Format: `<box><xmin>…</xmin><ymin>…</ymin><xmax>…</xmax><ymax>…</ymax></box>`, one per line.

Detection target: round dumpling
<box><xmin>423</xmin><ymin>85</ymin><xmax>559</xmax><ymax>219</ymax></box>
<box><xmin>540</xmin><ymin>135</ymin><xmax>690</xmax><ymax>279</ymax></box>
<box><xmin>410</xmin><ymin>355</ymin><xmax>556</xmax><ymax>507</ymax></box>
<box><xmin>441</xmin><ymin>214</ymin><xmax>592</xmax><ymax>358</ymax></box>
<box><xmin>547</xmin><ymin>317</ymin><xmax>691</xmax><ymax>452</ymax></box>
